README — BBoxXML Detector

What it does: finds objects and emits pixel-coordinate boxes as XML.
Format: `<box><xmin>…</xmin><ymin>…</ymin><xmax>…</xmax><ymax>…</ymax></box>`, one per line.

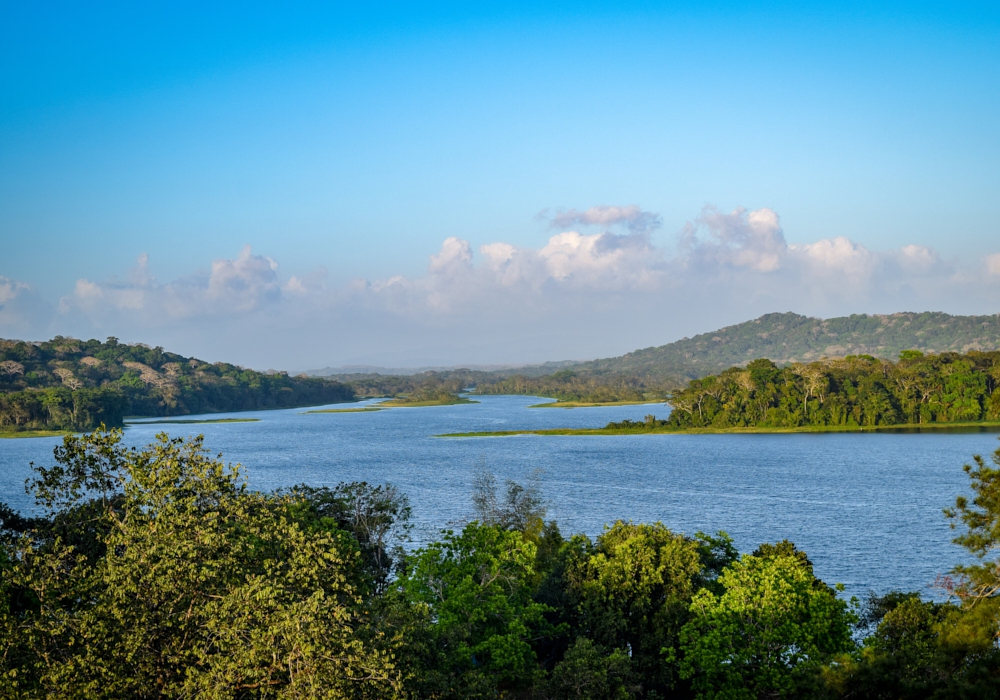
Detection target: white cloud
<box><xmin>7</xmin><ymin>205</ymin><xmax>1000</xmax><ymax>368</ymax></box>
<box><xmin>428</xmin><ymin>237</ymin><xmax>474</xmax><ymax>273</ymax></box>
<box><xmin>791</xmin><ymin>236</ymin><xmax>876</xmax><ymax>278</ymax></box>
<box><xmin>683</xmin><ymin>206</ymin><xmax>788</xmax><ymax>273</ymax></box>
<box><xmin>62</xmin><ymin>245</ymin><xmax>282</xmax><ymax>321</ymax></box>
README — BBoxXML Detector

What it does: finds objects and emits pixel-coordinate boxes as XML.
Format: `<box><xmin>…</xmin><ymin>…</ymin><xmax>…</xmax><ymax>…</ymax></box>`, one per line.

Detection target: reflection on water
<box><xmin>1</xmin><ymin>395</ymin><xmax>993</xmax><ymax>600</ymax></box>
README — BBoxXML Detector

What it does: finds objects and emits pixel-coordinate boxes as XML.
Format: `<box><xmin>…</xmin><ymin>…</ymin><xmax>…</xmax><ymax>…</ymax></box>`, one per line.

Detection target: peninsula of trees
<box><xmin>0</xmin><ymin>336</ymin><xmax>354</xmax><ymax>433</ymax></box>
<box><xmin>1</xmin><ymin>428</ymin><xmax>998</xmax><ymax>697</ymax></box>
<box><xmin>652</xmin><ymin>350</ymin><xmax>1000</xmax><ymax>432</ymax></box>
<box><xmin>444</xmin><ymin>351</ymin><xmax>1000</xmax><ymax>437</ymax></box>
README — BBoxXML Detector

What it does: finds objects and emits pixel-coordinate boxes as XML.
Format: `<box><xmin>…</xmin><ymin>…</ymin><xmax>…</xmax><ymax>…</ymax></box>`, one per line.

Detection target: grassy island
<box><xmin>438</xmin><ymin>419</ymin><xmax>1000</xmax><ymax>438</ymax></box>
<box><xmin>0</xmin><ymin>429</ymin><xmax>73</xmax><ymax>439</ymax></box>
<box><xmin>528</xmin><ymin>399</ymin><xmax>666</xmax><ymax>409</ymax></box>
<box><xmin>124</xmin><ymin>417</ymin><xmax>261</xmax><ymax>425</ymax></box>
<box><xmin>380</xmin><ymin>396</ymin><xmax>478</xmax><ymax>407</ymax></box>
<box><xmin>305</xmin><ymin>395</ymin><xmax>478</xmax><ymax>413</ymax></box>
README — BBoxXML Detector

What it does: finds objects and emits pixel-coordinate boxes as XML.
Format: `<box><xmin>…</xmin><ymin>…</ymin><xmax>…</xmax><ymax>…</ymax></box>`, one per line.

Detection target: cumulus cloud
<box><xmin>549</xmin><ymin>205</ymin><xmax>662</xmax><ymax>233</ymax></box>
<box><xmin>62</xmin><ymin>245</ymin><xmax>282</xmax><ymax>322</ymax></box>
<box><xmin>683</xmin><ymin>206</ymin><xmax>788</xmax><ymax>272</ymax></box>
<box><xmin>7</xmin><ymin>205</ymin><xmax>1000</xmax><ymax>368</ymax></box>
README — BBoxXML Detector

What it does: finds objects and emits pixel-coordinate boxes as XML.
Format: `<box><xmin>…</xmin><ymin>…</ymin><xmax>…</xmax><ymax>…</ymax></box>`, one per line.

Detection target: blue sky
<box><xmin>2</xmin><ymin>2</ymin><xmax>1000</xmax><ymax>368</ymax></box>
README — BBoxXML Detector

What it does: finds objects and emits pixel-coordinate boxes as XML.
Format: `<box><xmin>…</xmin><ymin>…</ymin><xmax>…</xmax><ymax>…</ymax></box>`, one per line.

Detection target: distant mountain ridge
<box><xmin>575</xmin><ymin>311</ymin><xmax>1000</xmax><ymax>381</ymax></box>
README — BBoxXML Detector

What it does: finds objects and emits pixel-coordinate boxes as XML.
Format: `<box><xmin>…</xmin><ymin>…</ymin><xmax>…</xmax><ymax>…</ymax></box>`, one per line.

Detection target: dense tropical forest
<box><xmin>0</xmin><ymin>336</ymin><xmax>354</xmax><ymax>433</ymax></box>
<box><xmin>620</xmin><ymin>350</ymin><xmax>1000</xmax><ymax>432</ymax></box>
<box><xmin>1</xmin><ymin>428</ymin><xmax>998</xmax><ymax>698</ymax></box>
<box><xmin>475</xmin><ymin>369</ymin><xmax>664</xmax><ymax>404</ymax></box>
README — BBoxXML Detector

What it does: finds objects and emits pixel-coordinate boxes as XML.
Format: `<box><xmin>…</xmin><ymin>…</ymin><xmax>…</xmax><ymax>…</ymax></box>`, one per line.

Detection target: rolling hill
<box><xmin>574</xmin><ymin>311</ymin><xmax>1000</xmax><ymax>381</ymax></box>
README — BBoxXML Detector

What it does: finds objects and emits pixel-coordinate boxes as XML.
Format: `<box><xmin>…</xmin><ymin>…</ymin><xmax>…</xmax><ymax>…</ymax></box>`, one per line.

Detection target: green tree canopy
<box><xmin>0</xmin><ymin>429</ymin><xmax>400</xmax><ymax>699</ymax></box>
<box><xmin>678</xmin><ymin>551</ymin><xmax>856</xmax><ymax>700</ymax></box>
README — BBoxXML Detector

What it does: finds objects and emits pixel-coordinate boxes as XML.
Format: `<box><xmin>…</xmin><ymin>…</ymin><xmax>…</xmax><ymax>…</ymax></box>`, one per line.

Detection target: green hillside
<box><xmin>472</xmin><ymin>311</ymin><xmax>1000</xmax><ymax>403</ymax></box>
<box><xmin>0</xmin><ymin>336</ymin><xmax>355</xmax><ymax>434</ymax></box>
<box><xmin>575</xmin><ymin>311</ymin><xmax>1000</xmax><ymax>381</ymax></box>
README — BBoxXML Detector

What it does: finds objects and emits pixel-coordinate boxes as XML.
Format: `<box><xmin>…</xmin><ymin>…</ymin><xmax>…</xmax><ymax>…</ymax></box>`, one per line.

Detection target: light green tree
<box><xmin>398</xmin><ymin>522</ymin><xmax>549</xmax><ymax>698</ymax></box>
<box><xmin>677</xmin><ymin>551</ymin><xmax>855</xmax><ymax>700</ymax></box>
<box><xmin>0</xmin><ymin>428</ymin><xmax>400</xmax><ymax>699</ymax></box>
<box><xmin>563</xmin><ymin>521</ymin><xmax>704</xmax><ymax>695</ymax></box>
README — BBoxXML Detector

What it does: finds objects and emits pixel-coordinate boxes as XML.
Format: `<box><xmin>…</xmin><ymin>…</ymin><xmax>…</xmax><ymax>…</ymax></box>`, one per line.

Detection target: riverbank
<box><xmin>438</xmin><ymin>419</ymin><xmax>1000</xmax><ymax>437</ymax></box>
<box><xmin>0</xmin><ymin>429</ymin><xmax>73</xmax><ymax>439</ymax></box>
<box><xmin>306</xmin><ymin>396</ymin><xmax>479</xmax><ymax>413</ymax></box>
<box><xmin>380</xmin><ymin>396</ymin><xmax>479</xmax><ymax>408</ymax></box>
<box><xmin>124</xmin><ymin>418</ymin><xmax>261</xmax><ymax>425</ymax></box>
<box><xmin>528</xmin><ymin>399</ymin><xmax>666</xmax><ymax>409</ymax></box>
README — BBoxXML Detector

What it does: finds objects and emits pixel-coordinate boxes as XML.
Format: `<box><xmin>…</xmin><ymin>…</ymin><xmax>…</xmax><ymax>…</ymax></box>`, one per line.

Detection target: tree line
<box><xmin>1</xmin><ymin>428</ymin><xmax>998</xmax><ymax>698</ymax></box>
<box><xmin>0</xmin><ymin>337</ymin><xmax>354</xmax><ymax>432</ymax></box>
<box><xmin>656</xmin><ymin>351</ymin><xmax>1000</xmax><ymax>431</ymax></box>
<box><xmin>475</xmin><ymin>369</ymin><xmax>669</xmax><ymax>404</ymax></box>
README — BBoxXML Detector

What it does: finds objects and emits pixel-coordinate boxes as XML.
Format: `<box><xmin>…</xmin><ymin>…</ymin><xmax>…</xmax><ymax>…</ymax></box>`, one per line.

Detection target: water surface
<box><xmin>1</xmin><ymin>395</ymin><xmax>994</xmax><ymax>600</ymax></box>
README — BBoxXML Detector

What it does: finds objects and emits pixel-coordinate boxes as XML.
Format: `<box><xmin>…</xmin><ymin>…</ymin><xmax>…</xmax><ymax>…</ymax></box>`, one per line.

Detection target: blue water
<box><xmin>1</xmin><ymin>395</ymin><xmax>996</xmax><ymax>601</ymax></box>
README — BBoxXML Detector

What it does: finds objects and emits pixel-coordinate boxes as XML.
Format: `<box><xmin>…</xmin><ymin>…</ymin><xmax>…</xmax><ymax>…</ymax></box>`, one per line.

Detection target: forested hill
<box><xmin>574</xmin><ymin>311</ymin><xmax>1000</xmax><ymax>381</ymax></box>
<box><xmin>0</xmin><ymin>336</ymin><xmax>354</xmax><ymax>433</ymax></box>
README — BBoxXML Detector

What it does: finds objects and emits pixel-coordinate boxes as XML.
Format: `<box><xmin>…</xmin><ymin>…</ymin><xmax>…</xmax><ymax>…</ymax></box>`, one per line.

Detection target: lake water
<box><xmin>1</xmin><ymin>395</ymin><xmax>996</xmax><ymax>601</ymax></box>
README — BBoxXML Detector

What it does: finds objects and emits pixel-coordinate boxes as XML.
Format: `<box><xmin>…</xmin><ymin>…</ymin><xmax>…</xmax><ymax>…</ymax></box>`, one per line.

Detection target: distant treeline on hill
<box><xmin>616</xmin><ymin>351</ymin><xmax>1000</xmax><ymax>431</ymax></box>
<box><xmin>304</xmin><ymin>311</ymin><xmax>1000</xmax><ymax>407</ymax></box>
<box><xmin>0</xmin><ymin>337</ymin><xmax>354</xmax><ymax>433</ymax></box>
<box><xmin>475</xmin><ymin>369</ymin><xmax>669</xmax><ymax>403</ymax></box>
<box><xmin>578</xmin><ymin>311</ymin><xmax>1000</xmax><ymax>382</ymax></box>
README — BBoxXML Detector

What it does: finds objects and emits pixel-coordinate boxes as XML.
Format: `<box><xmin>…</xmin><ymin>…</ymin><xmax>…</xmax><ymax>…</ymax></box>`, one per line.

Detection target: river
<box><xmin>1</xmin><ymin>395</ymin><xmax>995</xmax><ymax>601</ymax></box>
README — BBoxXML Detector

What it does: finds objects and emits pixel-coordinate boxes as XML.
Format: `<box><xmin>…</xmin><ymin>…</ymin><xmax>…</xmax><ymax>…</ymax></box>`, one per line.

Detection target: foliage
<box><xmin>3</xmin><ymin>430</ymin><xmax>1000</xmax><ymax>698</ymax></box>
<box><xmin>0</xmin><ymin>429</ymin><xmax>399</xmax><ymax>698</ymax></box>
<box><xmin>677</xmin><ymin>552</ymin><xmax>856</xmax><ymax>699</ymax></box>
<box><xmin>575</xmin><ymin>311</ymin><xmax>1000</xmax><ymax>382</ymax></box>
<box><xmin>559</xmin><ymin>522</ymin><xmax>704</xmax><ymax>694</ymax></box>
<box><xmin>343</xmin><ymin>371</ymin><xmax>487</xmax><ymax>400</ymax></box>
<box><xmin>398</xmin><ymin>522</ymin><xmax>550</xmax><ymax>697</ymax></box>
<box><xmin>652</xmin><ymin>351</ymin><xmax>1000</xmax><ymax>431</ymax></box>
<box><xmin>0</xmin><ymin>336</ymin><xmax>355</xmax><ymax>432</ymax></box>
<box><xmin>944</xmin><ymin>441</ymin><xmax>1000</xmax><ymax>610</ymax></box>
<box><xmin>475</xmin><ymin>370</ymin><xmax>669</xmax><ymax>404</ymax></box>
<box><xmin>822</xmin><ymin>593</ymin><xmax>1000</xmax><ymax>698</ymax></box>
<box><xmin>313</xmin><ymin>311</ymin><xmax>1000</xmax><ymax>410</ymax></box>
<box><xmin>538</xmin><ymin>636</ymin><xmax>635</xmax><ymax>700</ymax></box>
<box><xmin>282</xmin><ymin>482</ymin><xmax>412</xmax><ymax>595</ymax></box>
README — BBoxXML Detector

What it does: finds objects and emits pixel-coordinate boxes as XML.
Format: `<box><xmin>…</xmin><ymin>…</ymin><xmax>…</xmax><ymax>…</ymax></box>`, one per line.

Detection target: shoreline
<box><xmin>0</xmin><ymin>429</ymin><xmax>73</xmax><ymax>439</ymax></box>
<box><xmin>379</xmin><ymin>397</ymin><xmax>479</xmax><ymax>408</ymax></box>
<box><xmin>527</xmin><ymin>399</ymin><xmax>666</xmax><ymax>409</ymax></box>
<box><xmin>124</xmin><ymin>418</ymin><xmax>261</xmax><ymax>425</ymax></box>
<box><xmin>438</xmin><ymin>420</ymin><xmax>1000</xmax><ymax>438</ymax></box>
<box><xmin>305</xmin><ymin>397</ymin><xmax>479</xmax><ymax>413</ymax></box>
